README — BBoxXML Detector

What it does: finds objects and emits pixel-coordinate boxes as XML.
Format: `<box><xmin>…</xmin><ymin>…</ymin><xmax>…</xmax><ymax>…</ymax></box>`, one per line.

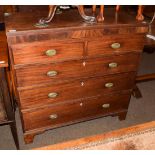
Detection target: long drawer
<box><xmin>15</xmin><ymin>53</ymin><xmax>140</xmax><ymax>87</ymax></box>
<box><xmin>11</xmin><ymin>40</ymin><xmax>84</xmax><ymax>65</ymax></box>
<box><xmin>22</xmin><ymin>91</ymin><xmax>131</xmax><ymax>131</ymax></box>
<box><xmin>88</xmin><ymin>35</ymin><xmax>144</xmax><ymax>57</ymax></box>
<box><xmin>18</xmin><ymin>72</ymin><xmax>135</xmax><ymax>109</ymax></box>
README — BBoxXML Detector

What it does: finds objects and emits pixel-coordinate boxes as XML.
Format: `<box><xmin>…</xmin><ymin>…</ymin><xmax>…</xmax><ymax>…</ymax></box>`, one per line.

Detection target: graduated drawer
<box><xmin>88</xmin><ymin>35</ymin><xmax>144</xmax><ymax>57</ymax></box>
<box><xmin>15</xmin><ymin>53</ymin><xmax>140</xmax><ymax>87</ymax></box>
<box><xmin>11</xmin><ymin>40</ymin><xmax>84</xmax><ymax>65</ymax></box>
<box><xmin>18</xmin><ymin>72</ymin><xmax>135</xmax><ymax>109</ymax></box>
<box><xmin>22</xmin><ymin>91</ymin><xmax>131</xmax><ymax>131</ymax></box>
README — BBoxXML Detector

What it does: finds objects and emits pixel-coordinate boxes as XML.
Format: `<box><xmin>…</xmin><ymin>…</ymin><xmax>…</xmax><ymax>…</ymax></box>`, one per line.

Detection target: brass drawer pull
<box><xmin>108</xmin><ymin>62</ymin><xmax>118</xmax><ymax>68</ymax></box>
<box><xmin>0</xmin><ymin>61</ymin><xmax>5</xmax><ymax>64</ymax></box>
<box><xmin>49</xmin><ymin>114</ymin><xmax>58</xmax><ymax>119</ymax></box>
<box><xmin>105</xmin><ymin>83</ymin><xmax>114</xmax><ymax>88</ymax></box>
<box><xmin>47</xmin><ymin>71</ymin><xmax>58</xmax><ymax>77</ymax></box>
<box><xmin>48</xmin><ymin>92</ymin><xmax>58</xmax><ymax>98</ymax></box>
<box><xmin>102</xmin><ymin>104</ymin><xmax>110</xmax><ymax>108</ymax></box>
<box><xmin>111</xmin><ymin>43</ymin><xmax>121</xmax><ymax>49</ymax></box>
<box><xmin>45</xmin><ymin>49</ymin><xmax>57</xmax><ymax>56</ymax></box>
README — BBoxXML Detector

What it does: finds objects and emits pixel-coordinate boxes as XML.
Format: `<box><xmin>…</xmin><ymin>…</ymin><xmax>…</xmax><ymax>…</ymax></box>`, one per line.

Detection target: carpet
<box><xmin>37</xmin><ymin>121</ymin><xmax>155</xmax><ymax>150</ymax></box>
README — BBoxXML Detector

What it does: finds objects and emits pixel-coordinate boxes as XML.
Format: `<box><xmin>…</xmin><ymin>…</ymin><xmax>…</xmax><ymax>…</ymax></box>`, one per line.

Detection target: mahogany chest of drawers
<box><xmin>5</xmin><ymin>8</ymin><xmax>148</xmax><ymax>144</ymax></box>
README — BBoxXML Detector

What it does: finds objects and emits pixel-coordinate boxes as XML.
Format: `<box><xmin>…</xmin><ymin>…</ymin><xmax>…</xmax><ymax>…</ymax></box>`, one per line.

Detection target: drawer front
<box><xmin>15</xmin><ymin>53</ymin><xmax>140</xmax><ymax>87</ymax></box>
<box><xmin>11</xmin><ymin>41</ymin><xmax>84</xmax><ymax>65</ymax></box>
<box><xmin>22</xmin><ymin>92</ymin><xmax>131</xmax><ymax>131</ymax></box>
<box><xmin>18</xmin><ymin>72</ymin><xmax>135</xmax><ymax>109</ymax></box>
<box><xmin>88</xmin><ymin>35</ymin><xmax>144</xmax><ymax>57</ymax></box>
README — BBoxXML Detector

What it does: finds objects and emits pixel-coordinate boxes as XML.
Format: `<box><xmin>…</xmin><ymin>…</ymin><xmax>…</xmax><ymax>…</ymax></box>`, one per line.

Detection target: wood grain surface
<box><xmin>0</xmin><ymin>31</ymin><xmax>8</xmax><ymax>68</ymax></box>
<box><xmin>15</xmin><ymin>53</ymin><xmax>140</xmax><ymax>87</ymax></box>
<box><xmin>5</xmin><ymin>7</ymin><xmax>148</xmax><ymax>144</ymax></box>
<box><xmin>18</xmin><ymin>72</ymin><xmax>135</xmax><ymax>109</ymax></box>
<box><xmin>23</xmin><ymin>91</ymin><xmax>130</xmax><ymax>131</ymax></box>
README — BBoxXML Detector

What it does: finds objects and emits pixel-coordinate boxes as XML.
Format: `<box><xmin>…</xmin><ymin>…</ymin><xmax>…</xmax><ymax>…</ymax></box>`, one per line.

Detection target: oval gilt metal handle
<box><xmin>108</xmin><ymin>62</ymin><xmax>118</xmax><ymax>68</ymax></box>
<box><xmin>49</xmin><ymin>114</ymin><xmax>58</xmax><ymax>119</ymax></box>
<box><xmin>47</xmin><ymin>71</ymin><xmax>58</xmax><ymax>77</ymax></box>
<box><xmin>45</xmin><ymin>49</ymin><xmax>57</xmax><ymax>56</ymax></box>
<box><xmin>111</xmin><ymin>43</ymin><xmax>121</xmax><ymax>49</ymax></box>
<box><xmin>48</xmin><ymin>92</ymin><xmax>58</xmax><ymax>98</ymax></box>
<box><xmin>105</xmin><ymin>83</ymin><xmax>114</xmax><ymax>88</ymax></box>
<box><xmin>102</xmin><ymin>104</ymin><xmax>110</xmax><ymax>108</ymax></box>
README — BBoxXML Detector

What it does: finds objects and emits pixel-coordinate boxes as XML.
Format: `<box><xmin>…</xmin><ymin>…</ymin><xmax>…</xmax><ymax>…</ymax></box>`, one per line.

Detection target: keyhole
<box><xmin>81</xmin><ymin>82</ymin><xmax>84</xmax><ymax>86</ymax></box>
<box><xmin>82</xmin><ymin>61</ymin><xmax>86</xmax><ymax>67</ymax></box>
<box><xmin>80</xmin><ymin>103</ymin><xmax>83</xmax><ymax>106</ymax></box>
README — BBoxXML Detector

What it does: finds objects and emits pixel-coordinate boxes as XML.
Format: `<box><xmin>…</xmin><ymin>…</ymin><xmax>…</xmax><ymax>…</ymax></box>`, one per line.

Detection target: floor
<box><xmin>0</xmin><ymin>52</ymin><xmax>155</xmax><ymax>150</ymax></box>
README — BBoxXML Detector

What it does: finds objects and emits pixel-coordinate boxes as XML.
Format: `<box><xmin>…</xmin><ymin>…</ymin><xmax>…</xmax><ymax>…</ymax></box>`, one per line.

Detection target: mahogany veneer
<box><xmin>15</xmin><ymin>53</ymin><xmax>140</xmax><ymax>87</ymax></box>
<box><xmin>23</xmin><ymin>91</ymin><xmax>131</xmax><ymax>131</ymax></box>
<box><xmin>5</xmin><ymin>8</ymin><xmax>148</xmax><ymax>144</ymax></box>
<box><xmin>18</xmin><ymin>72</ymin><xmax>135</xmax><ymax>109</ymax></box>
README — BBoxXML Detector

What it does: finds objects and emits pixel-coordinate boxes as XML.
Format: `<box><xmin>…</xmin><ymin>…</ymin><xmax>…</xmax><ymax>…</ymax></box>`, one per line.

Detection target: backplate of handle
<box><xmin>45</xmin><ymin>49</ymin><xmax>57</xmax><ymax>56</ymax></box>
<box><xmin>49</xmin><ymin>114</ymin><xmax>58</xmax><ymax>119</ymax></box>
<box><xmin>111</xmin><ymin>43</ymin><xmax>121</xmax><ymax>49</ymax></box>
<box><xmin>48</xmin><ymin>92</ymin><xmax>58</xmax><ymax>98</ymax></box>
<box><xmin>108</xmin><ymin>62</ymin><xmax>118</xmax><ymax>68</ymax></box>
<box><xmin>47</xmin><ymin>71</ymin><xmax>58</xmax><ymax>77</ymax></box>
<box><xmin>105</xmin><ymin>83</ymin><xmax>114</xmax><ymax>88</ymax></box>
<box><xmin>102</xmin><ymin>104</ymin><xmax>110</xmax><ymax>108</ymax></box>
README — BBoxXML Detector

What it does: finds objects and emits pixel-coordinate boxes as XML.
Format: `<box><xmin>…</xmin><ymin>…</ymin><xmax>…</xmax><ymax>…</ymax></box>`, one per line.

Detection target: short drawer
<box><xmin>18</xmin><ymin>72</ymin><xmax>135</xmax><ymax>109</ymax></box>
<box><xmin>22</xmin><ymin>92</ymin><xmax>131</xmax><ymax>131</ymax></box>
<box><xmin>15</xmin><ymin>53</ymin><xmax>140</xmax><ymax>87</ymax></box>
<box><xmin>11</xmin><ymin>40</ymin><xmax>84</xmax><ymax>65</ymax></box>
<box><xmin>88</xmin><ymin>35</ymin><xmax>144</xmax><ymax>57</ymax></box>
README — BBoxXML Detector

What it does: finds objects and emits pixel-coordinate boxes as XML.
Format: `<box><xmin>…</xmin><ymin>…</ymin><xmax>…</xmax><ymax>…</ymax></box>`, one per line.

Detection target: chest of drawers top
<box><xmin>5</xmin><ymin>8</ymin><xmax>148</xmax><ymax>70</ymax></box>
<box><xmin>5</xmin><ymin>8</ymin><xmax>148</xmax><ymax>42</ymax></box>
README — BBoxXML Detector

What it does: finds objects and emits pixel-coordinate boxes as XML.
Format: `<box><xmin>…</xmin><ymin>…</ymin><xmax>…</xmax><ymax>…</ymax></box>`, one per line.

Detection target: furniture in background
<box><xmin>38</xmin><ymin>5</ymin><xmax>144</xmax><ymax>25</ymax></box>
<box><xmin>5</xmin><ymin>7</ymin><xmax>148</xmax><ymax>144</ymax></box>
<box><xmin>0</xmin><ymin>5</ymin><xmax>17</xmax><ymax>22</ymax></box>
<box><xmin>136</xmin><ymin>23</ymin><xmax>155</xmax><ymax>84</ymax></box>
<box><xmin>37</xmin><ymin>121</ymin><xmax>155</xmax><ymax>150</ymax></box>
<box><xmin>0</xmin><ymin>31</ymin><xmax>19</xmax><ymax>149</ymax></box>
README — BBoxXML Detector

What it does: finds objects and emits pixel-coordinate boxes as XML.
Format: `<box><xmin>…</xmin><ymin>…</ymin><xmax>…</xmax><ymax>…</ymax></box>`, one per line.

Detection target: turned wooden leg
<box><xmin>92</xmin><ymin>5</ymin><xmax>96</xmax><ymax>16</ymax></box>
<box><xmin>77</xmin><ymin>5</ymin><xmax>96</xmax><ymax>23</ymax></box>
<box><xmin>118</xmin><ymin>111</ymin><xmax>127</xmax><ymax>121</ymax></box>
<box><xmin>116</xmin><ymin>5</ymin><xmax>120</xmax><ymax>12</ymax></box>
<box><xmin>39</xmin><ymin>5</ymin><xmax>57</xmax><ymax>24</ymax></box>
<box><xmin>132</xmin><ymin>85</ymin><xmax>142</xmax><ymax>98</ymax></box>
<box><xmin>97</xmin><ymin>5</ymin><xmax>104</xmax><ymax>22</ymax></box>
<box><xmin>115</xmin><ymin>5</ymin><xmax>120</xmax><ymax>22</ymax></box>
<box><xmin>24</xmin><ymin>133</ymin><xmax>35</xmax><ymax>144</ymax></box>
<box><xmin>136</xmin><ymin>5</ymin><xmax>144</xmax><ymax>21</ymax></box>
